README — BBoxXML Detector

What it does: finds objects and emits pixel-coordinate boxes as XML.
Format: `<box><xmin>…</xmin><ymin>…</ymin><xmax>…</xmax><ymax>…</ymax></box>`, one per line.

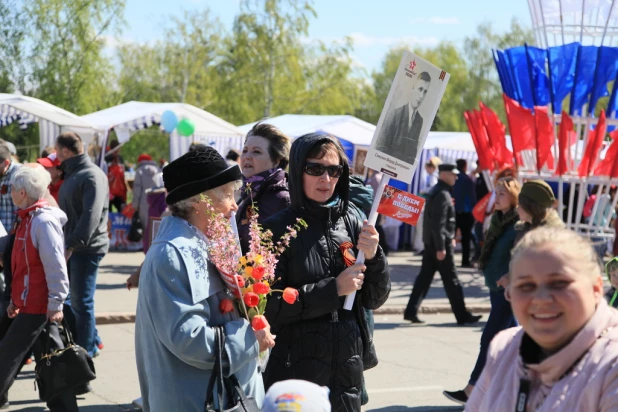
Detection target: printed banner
<box><xmin>377</xmin><ymin>185</ymin><xmax>425</xmax><ymax>226</ymax></box>
<box><xmin>364</xmin><ymin>50</ymin><xmax>450</xmax><ymax>183</ymax></box>
<box><xmin>108</xmin><ymin>212</ymin><xmax>143</xmax><ymax>252</ymax></box>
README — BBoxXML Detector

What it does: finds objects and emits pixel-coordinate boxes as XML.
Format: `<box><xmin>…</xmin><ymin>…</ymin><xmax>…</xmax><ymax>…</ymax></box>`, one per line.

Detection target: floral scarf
<box><xmin>239</xmin><ymin>168</ymin><xmax>282</xmax><ymax>202</ymax></box>
<box><xmin>478</xmin><ymin>208</ymin><xmax>519</xmax><ymax>270</ymax></box>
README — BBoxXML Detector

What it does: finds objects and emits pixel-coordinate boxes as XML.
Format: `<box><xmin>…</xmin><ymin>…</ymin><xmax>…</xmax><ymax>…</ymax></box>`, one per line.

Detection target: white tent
<box><xmin>0</xmin><ymin>93</ymin><xmax>98</xmax><ymax>153</ymax></box>
<box><xmin>239</xmin><ymin>114</ymin><xmax>376</xmax><ymax>147</ymax></box>
<box><xmin>82</xmin><ymin>101</ymin><xmax>244</xmax><ymax>160</ymax></box>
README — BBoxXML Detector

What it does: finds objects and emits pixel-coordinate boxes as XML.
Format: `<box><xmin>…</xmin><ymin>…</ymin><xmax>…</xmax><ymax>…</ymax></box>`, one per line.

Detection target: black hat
<box><xmin>438</xmin><ymin>163</ymin><xmax>460</xmax><ymax>174</ymax></box>
<box><xmin>163</xmin><ymin>147</ymin><xmax>242</xmax><ymax>205</ymax></box>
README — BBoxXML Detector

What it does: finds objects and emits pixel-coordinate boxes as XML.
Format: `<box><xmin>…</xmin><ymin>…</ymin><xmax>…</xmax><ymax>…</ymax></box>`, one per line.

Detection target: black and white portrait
<box><xmin>374</xmin><ymin>71</ymin><xmax>432</xmax><ymax>165</ymax></box>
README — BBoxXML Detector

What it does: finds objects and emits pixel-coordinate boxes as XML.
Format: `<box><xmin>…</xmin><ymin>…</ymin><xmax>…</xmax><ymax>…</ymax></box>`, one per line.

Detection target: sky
<box><xmin>121</xmin><ymin>0</ymin><xmax>533</xmax><ymax>74</ymax></box>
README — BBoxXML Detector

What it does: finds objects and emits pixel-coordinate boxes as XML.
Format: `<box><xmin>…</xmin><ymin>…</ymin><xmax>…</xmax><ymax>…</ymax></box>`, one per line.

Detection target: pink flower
<box><xmin>253</xmin><ymin>282</ymin><xmax>270</xmax><ymax>295</ymax></box>
<box><xmin>252</xmin><ymin>315</ymin><xmax>268</xmax><ymax>330</ymax></box>
<box><xmin>244</xmin><ymin>292</ymin><xmax>259</xmax><ymax>308</ymax></box>
<box><xmin>282</xmin><ymin>288</ymin><xmax>299</xmax><ymax>304</ymax></box>
<box><xmin>252</xmin><ymin>265</ymin><xmax>265</xmax><ymax>280</ymax></box>
<box><xmin>219</xmin><ymin>298</ymin><xmax>234</xmax><ymax>314</ymax></box>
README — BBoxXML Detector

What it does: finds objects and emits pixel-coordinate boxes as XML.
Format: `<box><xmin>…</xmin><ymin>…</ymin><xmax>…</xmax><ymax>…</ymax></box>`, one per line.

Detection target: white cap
<box><xmin>262</xmin><ymin>380</ymin><xmax>331</xmax><ymax>412</ymax></box>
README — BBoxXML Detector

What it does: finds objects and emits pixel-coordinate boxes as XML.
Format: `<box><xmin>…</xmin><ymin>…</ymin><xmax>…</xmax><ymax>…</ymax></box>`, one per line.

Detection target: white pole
<box><xmin>558</xmin><ymin>177</ymin><xmax>564</xmax><ymax>218</ymax></box>
<box><xmin>567</xmin><ymin>180</ymin><xmax>576</xmax><ymax>229</ymax></box>
<box><xmin>229</xmin><ymin>211</ymin><xmax>248</xmax><ymax>316</ymax></box>
<box><xmin>343</xmin><ymin>173</ymin><xmax>390</xmax><ymax>310</ymax></box>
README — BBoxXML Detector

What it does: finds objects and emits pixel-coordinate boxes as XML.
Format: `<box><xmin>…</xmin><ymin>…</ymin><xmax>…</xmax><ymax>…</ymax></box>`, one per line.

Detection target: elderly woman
<box><xmin>135</xmin><ymin>148</ymin><xmax>275</xmax><ymax>412</ymax></box>
<box><xmin>263</xmin><ymin>133</ymin><xmax>391</xmax><ymax>412</ymax></box>
<box><xmin>0</xmin><ymin>166</ymin><xmax>76</xmax><ymax>411</ymax></box>
<box><xmin>466</xmin><ymin>227</ymin><xmax>618</xmax><ymax>411</ymax></box>
<box><xmin>237</xmin><ymin>122</ymin><xmax>291</xmax><ymax>253</ymax></box>
<box><xmin>444</xmin><ymin>177</ymin><xmax>521</xmax><ymax>405</ymax></box>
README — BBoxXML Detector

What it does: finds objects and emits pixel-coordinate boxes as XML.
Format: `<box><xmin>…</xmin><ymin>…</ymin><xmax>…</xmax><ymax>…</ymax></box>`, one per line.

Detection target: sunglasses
<box><xmin>304</xmin><ymin>162</ymin><xmax>344</xmax><ymax>178</ymax></box>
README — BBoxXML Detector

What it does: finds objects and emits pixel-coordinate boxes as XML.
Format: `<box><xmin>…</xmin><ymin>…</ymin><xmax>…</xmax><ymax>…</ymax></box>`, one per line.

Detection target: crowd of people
<box><xmin>0</xmin><ymin>124</ymin><xmax>618</xmax><ymax>412</ymax></box>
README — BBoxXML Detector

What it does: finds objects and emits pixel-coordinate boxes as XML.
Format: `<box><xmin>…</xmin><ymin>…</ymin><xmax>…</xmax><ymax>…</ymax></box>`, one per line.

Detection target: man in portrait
<box><xmin>375</xmin><ymin>71</ymin><xmax>432</xmax><ymax>164</ymax></box>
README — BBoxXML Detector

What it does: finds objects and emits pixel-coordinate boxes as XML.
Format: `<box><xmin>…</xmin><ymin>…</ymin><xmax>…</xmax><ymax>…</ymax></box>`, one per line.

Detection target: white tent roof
<box><xmin>239</xmin><ymin>114</ymin><xmax>376</xmax><ymax>147</ymax></box>
<box><xmin>0</xmin><ymin>93</ymin><xmax>96</xmax><ymax>129</ymax></box>
<box><xmin>0</xmin><ymin>93</ymin><xmax>98</xmax><ymax>152</ymax></box>
<box><xmin>82</xmin><ymin>101</ymin><xmax>244</xmax><ymax>161</ymax></box>
<box><xmin>239</xmin><ymin>114</ymin><xmax>482</xmax><ymax>153</ymax></box>
<box><xmin>82</xmin><ymin>101</ymin><xmax>243</xmax><ymax>137</ymax></box>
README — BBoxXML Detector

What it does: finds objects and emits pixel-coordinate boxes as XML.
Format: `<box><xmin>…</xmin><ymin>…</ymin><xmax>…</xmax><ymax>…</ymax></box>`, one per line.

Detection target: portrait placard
<box><xmin>364</xmin><ymin>50</ymin><xmax>450</xmax><ymax>183</ymax></box>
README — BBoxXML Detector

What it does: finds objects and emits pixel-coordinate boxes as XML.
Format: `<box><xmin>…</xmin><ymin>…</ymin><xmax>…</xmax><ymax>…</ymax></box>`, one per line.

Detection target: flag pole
<box><xmin>343</xmin><ymin>172</ymin><xmax>390</xmax><ymax>310</ymax></box>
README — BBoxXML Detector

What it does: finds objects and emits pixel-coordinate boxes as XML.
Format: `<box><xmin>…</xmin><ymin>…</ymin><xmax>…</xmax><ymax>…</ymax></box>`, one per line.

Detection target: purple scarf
<box><xmin>240</xmin><ymin>168</ymin><xmax>282</xmax><ymax>202</ymax></box>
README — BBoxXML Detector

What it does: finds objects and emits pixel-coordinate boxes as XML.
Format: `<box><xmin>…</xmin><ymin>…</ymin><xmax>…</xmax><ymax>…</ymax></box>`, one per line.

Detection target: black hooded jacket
<box><xmin>262</xmin><ymin>134</ymin><xmax>390</xmax><ymax>411</ymax></box>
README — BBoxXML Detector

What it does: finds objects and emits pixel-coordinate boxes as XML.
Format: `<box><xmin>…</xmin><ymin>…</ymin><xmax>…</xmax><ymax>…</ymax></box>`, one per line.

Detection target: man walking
<box><xmin>453</xmin><ymin>159</ymin><xmax>477</xmax><ymax>267</ymax></box>
<box><xmin>56</xmin><ymin>132</ymin><xmax>109</xmax><ymax>357</ymax></box>
<box><xmin>0</xmin><ymin>145</ymin><xmax>19</xmax><ymax>310</ymax></box>
<box><xmin>403</xmin><ymin>164</ymin><xmax>481</xmax><ymax>325</ymax></box>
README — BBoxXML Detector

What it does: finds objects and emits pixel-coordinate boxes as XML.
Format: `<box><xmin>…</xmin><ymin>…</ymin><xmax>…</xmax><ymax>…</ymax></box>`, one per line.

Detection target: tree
<box><xmin>0</xmin><ymin>0</ymin><xmax>28</xmax><ymax>93</ymax></box>
<box><xmin>116</xmin><ymin>9</ymin><xmax>223</xmax><ymax>108</ymax></box>
<box><xmin>462</xmin><ymin>18</ymin><xmax>535</xmax><ymax>122</ymax></box>
<box><xmin>25</xmin><ymin>0</ymin><xmax>125</xmax><ymax>114</ymax></box>
<box><xmin>365</xmin><ymin>18</ymin><xmax>533</xmax><ymax>131</ymax></box>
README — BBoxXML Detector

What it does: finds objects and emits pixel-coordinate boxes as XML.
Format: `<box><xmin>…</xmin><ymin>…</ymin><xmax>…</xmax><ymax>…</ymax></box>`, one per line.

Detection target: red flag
<box><xmin>595</xmin><ymin>129</ymin><xmax>618</xmax><ymax>176</ymax></box>
<box><xmin>556</xmin><ymin>112</ymin><xmax>576</xmax><ymax>176</ymax></box>
<box><xmin>480</xmin><ymin>102</ymin><xmax>514</xmax><ymax>168</ymax></box>
<box><xmin>464</xmin><ymin>111</ymin><xmax>493</xmax><ymax>171</ymax></box>
<box><xmin>610</xmin><ymin>130</ymin><xmax>618</xmax><ymax>178</ymax></box>
<box><xmin>534</xmin><ymin>106</ymin><xmax>555</xmax><ymax>172</ymax></box>
<box><xmin>473</xmin><ymin>109</ymin><xmax>495</xmax><ymax>171</ymax></box>
<box><xmin>503</xmin><ymin>94</ymin><xmax>536</xmax><ymax>155</ymax></box>
<box><xmin>578</xmin><ymin>110</ymin><xmax>607</xmax><ymax>177</ymax></box>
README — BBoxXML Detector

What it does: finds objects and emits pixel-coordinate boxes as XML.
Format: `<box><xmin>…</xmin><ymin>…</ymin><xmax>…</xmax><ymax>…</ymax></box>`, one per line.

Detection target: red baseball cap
<box><xmin>137</xmin><ymin>153</ymin><xmax>152</xmax><ymax>163</ymax></box>
<box><xmin>37</xmin><ymin>152</ymin><xmax>61</xmax><ymax>168</ymax></box>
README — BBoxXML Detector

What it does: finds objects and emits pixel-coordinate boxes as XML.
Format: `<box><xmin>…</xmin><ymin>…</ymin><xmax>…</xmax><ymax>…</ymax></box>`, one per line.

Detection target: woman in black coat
<box><xmin>263</xmin><ymin>133</ymin><xmax>390</xmax><ymax>412</ymax></box>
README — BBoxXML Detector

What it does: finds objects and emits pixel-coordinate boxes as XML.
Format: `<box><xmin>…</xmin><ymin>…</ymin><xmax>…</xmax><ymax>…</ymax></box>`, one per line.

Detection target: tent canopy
<box><xmin>0</xmin><ymin>93</ymin><xmax>98</xmax><ymax>152</ymax></box>
<box><xmin>239</xmin><ymin>114</ymin><xmax>376</xmax><ymax>147</ymax></box>
<box><xmin>82</xmin><ymin>101</ymin><xmax>244</xmax><ymax>160</ymax></box>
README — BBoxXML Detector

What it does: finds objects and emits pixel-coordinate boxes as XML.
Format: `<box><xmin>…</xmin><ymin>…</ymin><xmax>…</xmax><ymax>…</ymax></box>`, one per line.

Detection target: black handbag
<box><xmin>205</xmin><ymin>326</ymin><xmax>259</xmax><ymax>412</ymax></box>
<box><xmin>128</xmin><ymin>211</ymin><xmax>143</xmax><ymax>242</ymax></box>
<box><xmin>35</xmin><ymin>320</ymin><xmax>96</xmax><ymax>402</ymax></box>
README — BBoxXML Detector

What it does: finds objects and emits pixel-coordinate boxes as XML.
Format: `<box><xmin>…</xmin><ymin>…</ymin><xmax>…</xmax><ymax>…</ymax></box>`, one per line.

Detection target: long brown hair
<box><xmin>495</xmin><ymin>177</ymin><xmax>521</xmax><ymax>209</ymax></box>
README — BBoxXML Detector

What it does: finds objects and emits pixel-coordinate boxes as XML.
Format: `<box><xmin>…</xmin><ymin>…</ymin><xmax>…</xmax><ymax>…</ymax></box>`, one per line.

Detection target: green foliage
<box><xmin>0</xmin><ymin>0</ymin><xmax>534</xmax><ymax>151</ymax></box>
<box><xmin>113</xmin><ymin>129</ymin><xmax>170</xmax><ymax>167</ymax></box>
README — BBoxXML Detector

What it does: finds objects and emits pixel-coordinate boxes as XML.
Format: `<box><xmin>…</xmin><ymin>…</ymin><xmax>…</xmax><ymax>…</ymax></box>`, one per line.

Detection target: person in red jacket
<box><xmin>0</xmin><ymin>166</ymin><xmax>77</xmax><ymax>411</ymax></box>
<box><xmin>36</xmin><ymin>152</ymin><xmax>63</xmax><ymax>201</ymax></box>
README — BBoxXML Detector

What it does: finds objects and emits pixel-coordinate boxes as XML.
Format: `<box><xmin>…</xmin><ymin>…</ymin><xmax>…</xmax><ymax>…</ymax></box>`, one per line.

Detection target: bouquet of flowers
<box><xmin>203</xmin><ymin>195</ymin><xmax>306</xmax><ymax>330</ymax></box>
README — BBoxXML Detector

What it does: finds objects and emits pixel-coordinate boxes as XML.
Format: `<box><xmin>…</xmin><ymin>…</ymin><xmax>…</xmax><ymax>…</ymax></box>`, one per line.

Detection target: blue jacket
<box><xmin>135</xmin><ymin>216</ymin><xmax>264</xmax><ymax>411</ymax></box>
<box><xmin>453</xmin><ymin>173</ymin><xmax>477</xmax><ymax>213</ymax></box>
<box><xmin>482</xmin><ymin>222</ymin><xmax>517</xmax><ymax>292</ymax></box>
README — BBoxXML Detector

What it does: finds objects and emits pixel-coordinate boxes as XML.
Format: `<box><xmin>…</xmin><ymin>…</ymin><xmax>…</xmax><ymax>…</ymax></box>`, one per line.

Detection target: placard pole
<box><xmin>343</xmin><ymin>173</ymin><xmax>391</xmax><ymax>310</ymax></box>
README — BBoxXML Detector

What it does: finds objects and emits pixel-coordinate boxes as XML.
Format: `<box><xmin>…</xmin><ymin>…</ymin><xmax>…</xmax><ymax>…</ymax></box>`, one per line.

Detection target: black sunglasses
<box><xmin>304</xmin><ymin>162</ymin><xmax>344</xmax><ymax>178</ymax></box>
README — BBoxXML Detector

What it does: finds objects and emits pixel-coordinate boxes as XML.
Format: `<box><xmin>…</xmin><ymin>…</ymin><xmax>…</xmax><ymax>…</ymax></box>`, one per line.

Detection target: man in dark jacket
<box><xmin>263</xmin><ymin>133</ymin><xmax>390</xmax><ymax>412</ymax></box>
<box><xmin>453</xmin><ymin>159</ymin><xmax>477</xmax><ymax>267</ymax></box>
<box><xmin>56</xmin><ymin>132</ymin><xmax>109</xmax><ymax>357</ymax></box>
<box><xmin>403</xmin><ymin>164</ymin><xmax>481</xmax><ymax>325</ymax></box>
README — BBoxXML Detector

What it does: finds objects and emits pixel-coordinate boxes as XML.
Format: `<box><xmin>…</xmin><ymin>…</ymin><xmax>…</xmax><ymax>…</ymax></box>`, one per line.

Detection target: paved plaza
<box><xmin>9</xmin><ymin>251</ymin><xmax>494</xmax><ymax>411</ymax></box>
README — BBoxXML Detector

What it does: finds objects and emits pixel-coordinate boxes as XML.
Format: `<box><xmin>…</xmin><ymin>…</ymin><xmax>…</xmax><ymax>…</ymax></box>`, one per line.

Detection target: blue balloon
<box><xmin>161</xmin><ymin>110</ymin><xmax>178</xmax><ymax>133</ymax></box>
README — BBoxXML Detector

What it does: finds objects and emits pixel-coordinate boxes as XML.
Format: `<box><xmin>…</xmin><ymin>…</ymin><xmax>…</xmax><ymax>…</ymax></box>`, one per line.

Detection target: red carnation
<box><xmin>253</xmin><ymin>282</ymin><xmax>270</xmax><ymax>295</ymax></box>
<box><xmin>252</xmin><ymin>265</ymin><xmax>266</xmax><ymax>280</ymax></box>
<box><xmin>219</xmin><ymin>298</ymin><xmax>234</xmax><ymax>314</ymax></box>
<box><xmin>243</xmin><ymin>292</ymin><xmax>259</xmax><ymax>308</ymax></box>
<box><xmin>282</xmin><ymin>288</ymin><xmax>299</xmax><ymax>304</ymax></box>
<box><xmin>251</xmin><ymin>315</ymin><xmax>268</xmax><ymax>331</ymax></box>
<box><xmin>234</xmin><ymin>275</ymin><xmax>245</xmax><ymax>288</ymax></box>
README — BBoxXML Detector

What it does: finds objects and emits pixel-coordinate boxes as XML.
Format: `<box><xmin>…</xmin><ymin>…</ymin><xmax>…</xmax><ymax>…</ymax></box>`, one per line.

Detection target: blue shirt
<box><xmin>0</xmin><ymin>163</ymin><xmax>20</xmax><ymax>232</ymax></box>
<box><xmin>453</xmin><ymin>172</ymin><xmax>477</xmax><ymax>213</ymax></box>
